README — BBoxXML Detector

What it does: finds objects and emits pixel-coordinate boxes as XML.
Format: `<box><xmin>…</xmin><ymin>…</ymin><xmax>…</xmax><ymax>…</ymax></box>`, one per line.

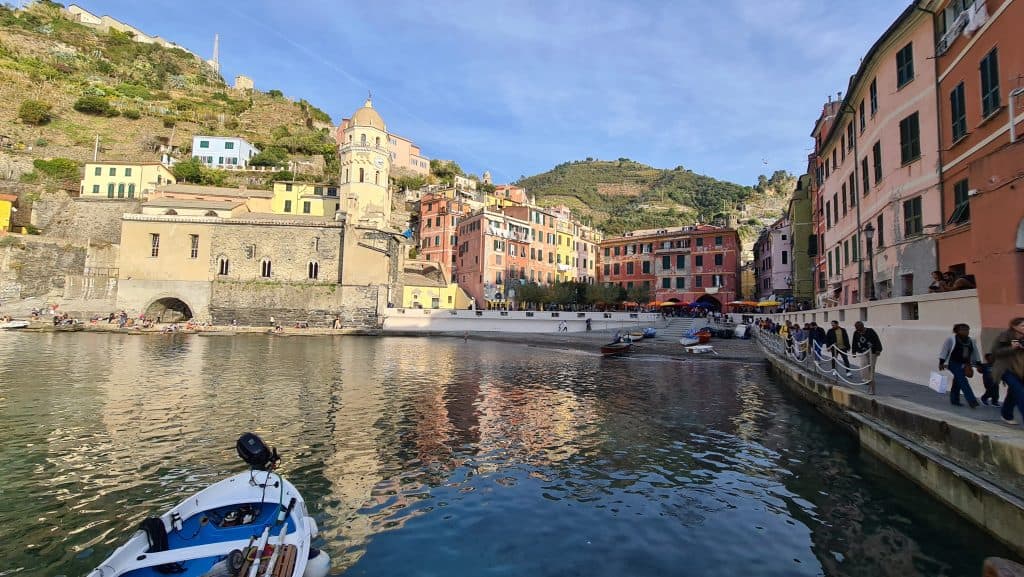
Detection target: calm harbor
<box><xmin>0</xmin><ymin>331</ymin><xmax>1016</xmax><ymax>577</ymax></box>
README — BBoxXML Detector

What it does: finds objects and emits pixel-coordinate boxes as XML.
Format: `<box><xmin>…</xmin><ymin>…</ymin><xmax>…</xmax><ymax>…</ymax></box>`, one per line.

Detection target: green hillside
<box><xmin>516</xmin><ymin>158</ymin><xmax>795</xmax><ymax>238</ymax></box>
<box><xmin>0</xmin><ymin>2</ymin><xmax>337</xmax><ymax>183</ymax></box>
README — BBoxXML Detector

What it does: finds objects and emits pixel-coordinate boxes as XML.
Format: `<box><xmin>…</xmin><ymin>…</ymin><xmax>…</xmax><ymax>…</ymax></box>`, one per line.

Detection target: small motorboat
<box><xmin>642</xmin><ymin>327</ymin><xmax>656</xmax><ymax>338</ymax></box>
<box><xmin>628</xmin><ymin>331</ymin><xmax>645</xmax><ymax>340</ymax></box>
<box><xmin>601</xmin><ymin>341</ymin><xmax>633</xmax><ymax>356</ymax></box>
<box><xmin>683</xmin><ymin>344</ymin><xmax>717</xmax><ymax>354</ymax></box>
<box><xmin>88</xmin><ymin>433</ymin><xmax>330</xmax><ymax>577</ymax></box>
<box><xmin>679</xmin><ymin>336</ymin><xmax>700</xmax><ymax>347</ymax></box>
<box><xmin>0</xmin><ymin>320</ymin><xmax>29</xmax><ymax>329</ymax></box>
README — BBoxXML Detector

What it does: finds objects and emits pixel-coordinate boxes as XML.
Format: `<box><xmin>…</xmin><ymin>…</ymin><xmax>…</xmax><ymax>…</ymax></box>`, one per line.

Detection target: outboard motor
<box><xmin>236</xmin><ymin>433</ymin><xmax>280</xmax><ymax>470</ymax></box>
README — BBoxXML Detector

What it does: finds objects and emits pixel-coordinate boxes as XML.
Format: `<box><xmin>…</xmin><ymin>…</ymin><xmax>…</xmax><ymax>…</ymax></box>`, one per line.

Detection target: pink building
<box><xmin>752</xmin><ymin>216</ymin><xmax>793</xmax><ymax>301</ymax></box>
<box><xmin>455</xmin><ymin>208</ymin><xmax>533</xmax><ymax>307</ymax></box>
<box><xmin>818</xmin><ymin>4</ymin><xmax>941</xmax><ymax>305</ymax></box>
<box><xmin>417</xmin><ymin>192</ymin><xmax>474</xmax><ymax>281</ymax></box>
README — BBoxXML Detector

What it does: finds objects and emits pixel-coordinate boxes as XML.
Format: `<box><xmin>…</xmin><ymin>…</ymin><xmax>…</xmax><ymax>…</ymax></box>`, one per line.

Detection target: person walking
<box><xmin>994</xmin><ymin>317</ymin><xmax>1024</xmax><ymax>425</ymax></box>
<box><xmin>938</xmin><ymin>323</ymin><xmax>982</xmax><ymax>408</ymax></box>
<box><xmin>852</xmin><ymin>321</ymin><xmax>883</xmax><ymax>394</ymax></box>
<box><xmin>826</xmin><ymin>321</ymin><xmax>851</xmax><ymax>375</ymax></box>
<box><xmin>978</xmin><ymin>353</ymin><xmax>999</xmax><ymax>407</ymax></box>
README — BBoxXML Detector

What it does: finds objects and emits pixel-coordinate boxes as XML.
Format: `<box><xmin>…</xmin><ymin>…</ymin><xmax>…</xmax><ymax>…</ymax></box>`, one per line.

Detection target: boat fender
<box><xmin>197</xmin><ymin>549</ymin><xmax>244</xmax><ymax>577</ymax></box>
<box><xmin>139</xmin><ymin>518</ymin><xmax>186</xmax><ymax>574</ymax></box>
<box><xmin>302</xmin><ymin>548</ymin><xmax>331</xmax><ymax>577</ymax></box>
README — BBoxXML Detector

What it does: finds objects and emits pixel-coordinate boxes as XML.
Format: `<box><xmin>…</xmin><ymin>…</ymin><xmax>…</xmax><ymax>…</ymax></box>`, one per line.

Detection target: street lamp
<box><xmin>863</xmin><ymin>222</ymin><xmax>875</xmax><ymax>300</ymax></box>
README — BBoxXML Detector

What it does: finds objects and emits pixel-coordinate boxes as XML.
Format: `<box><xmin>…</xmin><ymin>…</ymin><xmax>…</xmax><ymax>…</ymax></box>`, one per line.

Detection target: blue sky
<box><xmin>73</xmin><ymin>0</ymin><xmax>909</xmax><ymax>186</ymax></box>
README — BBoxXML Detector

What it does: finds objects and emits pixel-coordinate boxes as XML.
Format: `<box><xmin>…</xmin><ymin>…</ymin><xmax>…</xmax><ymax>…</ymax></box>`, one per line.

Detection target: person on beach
<box><xmin>994</xmin><ymin>318</ymin><xmax>1024</xmax><ymax>425</ymax></box>
<box><xmin>938</xmin><ymin>323</ymin><xmax>982</xmax><ymax>408</ymax></box>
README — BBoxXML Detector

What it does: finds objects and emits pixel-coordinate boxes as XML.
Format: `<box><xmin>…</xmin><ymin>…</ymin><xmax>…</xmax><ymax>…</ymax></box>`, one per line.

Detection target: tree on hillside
<box><xmin>429</xmin><ymin>159</ymin><xmax>464</xmax><ymax>185</ymax></box>
<box><xmin>18</xmin><ymin>100</ymin><xmax>52</xmax><ymax>125</ymax></box>
<box><xmin>172</xmin><ymin>158</ymin><xmax>204</xmax><ymax>183</ymax></box>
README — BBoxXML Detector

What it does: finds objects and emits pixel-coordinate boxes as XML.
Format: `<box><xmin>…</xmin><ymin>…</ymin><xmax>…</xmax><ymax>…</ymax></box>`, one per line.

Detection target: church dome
<box><xmin>350</xmin><ymin>97</ymin><xmax>386</xmax><ymax>131</ymax></box>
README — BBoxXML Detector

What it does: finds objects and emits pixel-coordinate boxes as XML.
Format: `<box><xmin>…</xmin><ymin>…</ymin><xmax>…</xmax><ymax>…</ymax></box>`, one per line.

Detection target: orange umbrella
<box><xmin>622</xmin><ymin>301</ymin><xmax>639</xmax><ymax>307</ymax></box>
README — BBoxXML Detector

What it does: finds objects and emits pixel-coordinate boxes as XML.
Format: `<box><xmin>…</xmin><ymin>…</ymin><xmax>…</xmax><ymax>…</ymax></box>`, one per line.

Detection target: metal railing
<box><xmin>754</xmin><ymin>326</ymin><xmax>875</xmax><ymax>388</ymax></box>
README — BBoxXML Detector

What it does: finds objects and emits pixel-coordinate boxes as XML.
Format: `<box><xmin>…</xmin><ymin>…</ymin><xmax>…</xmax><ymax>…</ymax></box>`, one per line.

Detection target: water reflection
<box><xmin>0</xmin><ymin>332</ymin><xmax>1015</xmax><ymax>577</ymax></box>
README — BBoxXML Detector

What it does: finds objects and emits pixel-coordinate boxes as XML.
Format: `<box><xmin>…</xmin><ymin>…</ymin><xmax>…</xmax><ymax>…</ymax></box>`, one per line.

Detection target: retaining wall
<box><xmin>382</xmin><ymin>309</ymin><xmax>661</xmax><ymax>333</ymax></box>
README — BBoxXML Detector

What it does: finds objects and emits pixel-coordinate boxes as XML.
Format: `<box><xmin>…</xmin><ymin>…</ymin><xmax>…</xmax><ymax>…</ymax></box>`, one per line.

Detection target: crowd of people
<box><xmin>928</xmin><ymin>269</ymin><xmax>976</xmax><ymax>293</ymax></box>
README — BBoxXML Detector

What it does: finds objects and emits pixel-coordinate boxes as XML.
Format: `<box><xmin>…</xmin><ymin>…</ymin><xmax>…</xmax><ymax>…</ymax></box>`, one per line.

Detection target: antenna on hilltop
<box><xmin>211</xmin><ymin>33</ymin><xmax>220</xmax><ymax>73</ymax></box>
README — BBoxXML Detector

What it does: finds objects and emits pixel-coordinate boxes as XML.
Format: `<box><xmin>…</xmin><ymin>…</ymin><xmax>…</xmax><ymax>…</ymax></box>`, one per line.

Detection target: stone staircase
<box><xmin>657</xmin><ymin>317</ymin><xmax>711</xmax><ymax>340</ymax></box>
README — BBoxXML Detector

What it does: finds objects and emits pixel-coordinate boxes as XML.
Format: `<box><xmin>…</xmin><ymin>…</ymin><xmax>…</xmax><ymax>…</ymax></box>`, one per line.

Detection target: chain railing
<box><xmin>754</xmin><ymin>326</ymin><xmax>875</xmax><ymax>388</ymax></box>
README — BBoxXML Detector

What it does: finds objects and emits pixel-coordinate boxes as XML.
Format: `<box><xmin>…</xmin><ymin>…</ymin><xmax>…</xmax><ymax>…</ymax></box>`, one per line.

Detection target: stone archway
<box><xmin>145</xmin><ymin>297</ymin><xmax>193</xmax><ymax>322</ymax></box>
<box><xmin>695</xmin><ymin>294</ymin><xmax>722</xmax><ymax>312</ymax></box>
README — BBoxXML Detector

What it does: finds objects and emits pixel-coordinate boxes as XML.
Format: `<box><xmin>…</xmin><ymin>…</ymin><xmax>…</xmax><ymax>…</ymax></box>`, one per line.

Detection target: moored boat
<box><xmin>88</xmin><ymin>433</ymin><xmax>330</xmax><ymax>577</ymax></box>
<box><xmin>628</xmin><ymin>331</ymin><xmax>645</xmax><ymax>340</ymax></box>
<box><xmin>679</xmin><ymin>336</ymin><xmax>700</xmax><ymax>346</ymax></box>
<box><xmin>642</xmin><ymin>327</ymin><xmax>656</xmax><ymax>338</ymax></box>
<box><xmin>600</xmin><ymin>341</ymin><xmax>632</xmax><ymax>356</ymax></box>
<box><xmin>0</xmin><ymin>320</ymin><xmax>29</xmax><ymax>329</ymax></box>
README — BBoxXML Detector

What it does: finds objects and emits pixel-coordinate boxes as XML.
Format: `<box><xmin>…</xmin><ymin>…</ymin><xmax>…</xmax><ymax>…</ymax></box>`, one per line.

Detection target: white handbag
<box><xmin>928</xmin><ymin>371</ymin><xmax>951</xmax><ymax>394</ymax></box>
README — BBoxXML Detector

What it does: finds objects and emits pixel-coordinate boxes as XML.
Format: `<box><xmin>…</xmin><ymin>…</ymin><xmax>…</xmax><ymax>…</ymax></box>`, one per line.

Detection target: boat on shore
<box><xmin>627</xmin><ymin>331</ymin><xmax>645</xmax><ymax>340</ymax></box>
<box><xmin>642</xmin><ymin>327</ymin><xmax>656</xmax><ymax>338</ymax></box>
<box><xmin>679</xmin><ymin>336</ymin><xmax>700</xmax><ymax>346</ymax></box>
<box><xmin>87</xmin><ymin>433</ymin><xmax>330</xmax><ymax>577</ymax></box>
<box><xmin>600</xmin><ymin>341</ymin><xmax>632</xmax><ymax>356</ymax></box>
<box><xmin>0</xmin><ymin>319</ymin><xmax>29</xmax><ymax>329</ymax></box>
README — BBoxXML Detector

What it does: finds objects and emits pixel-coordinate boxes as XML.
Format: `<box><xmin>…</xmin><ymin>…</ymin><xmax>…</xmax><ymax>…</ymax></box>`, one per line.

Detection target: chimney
<box><xmin>837</xmin><ymin>91</ymin><xmax>843</xmax><ymax>101</ymax></box>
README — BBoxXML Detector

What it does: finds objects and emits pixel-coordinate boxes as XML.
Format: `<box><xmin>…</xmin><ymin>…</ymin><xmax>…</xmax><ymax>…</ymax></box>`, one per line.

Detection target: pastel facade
<box><xmin>788</xmin><ymin>175</ymin><xmax>815</xmax><ymax>302</ymax></box>
<box><xmin>80</xmin><ymin>162</ymin><xmax>176</xmax><ymax>199</ymax></box>
<box><xmin>401</xmin><ymin>261</ymin><xmax>470</xmax><ymax>309</ymax></box>
<box><xmin>933</xmin><ymin>0</ymin><xmax>1024</xmax><ymax>342</ymax></box>
<box><xmin>418</xmin><ymin>192</ymin><xmax>474</xmax><ymax>278</ymax></box>
<box><xmin>486</xmin><ymin>185</ymin><xmax>528</xmax><ymax>208</ymax></box>
<box><xmin>598</xmin><ymin>225</ymin><xmax>741</xmax><ymax>309</ymax></box>
<box><xmin>338</xmin><ymin>98</ymin><xmax>391</xmax><ymax>228</ymax></box>
<box><xmin>191</xmin><ymin>136</ymin><xmax>260</xmax><ymax>168</ymax></box>
<box><xmin>752</xmin><ymin>216</ymin><xmax>793</xmax><ymax>301</ymax></box>
<box><xmin>810</xmin><ymin>100</ymin><xmax>843</xmax><ymax>305</ymax></box>
<box><xmin>0</xmin><ymin>193</ymin><xmax>16</xmax><ymax>233</ymax></box>
<box><xmin>150</xmin><ymin>183</ymin><xmax>274</xmax><ymax>214</ymax></box>
<box><xmin>271</xmin><ymin>181</ymin><xmax>340</xmax><ymax>217</ymax></box>
<box><xmin>387</xmin><ymin>133</ymin><xmax>430</xmax><ymax>175</ymax></box>
<box><xmin>455</xmin><ymin>208</ymin><xmax>533</xmax><ymax>306</ymax></box>
<box><xmin>817</xmin><ymin>4</ymin><xmax>942</xmax><ymax>306</ymax></box>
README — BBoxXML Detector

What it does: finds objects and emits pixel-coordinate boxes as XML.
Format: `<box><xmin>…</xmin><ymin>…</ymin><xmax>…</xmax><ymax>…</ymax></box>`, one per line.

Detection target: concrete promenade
<box><xmin>756</xmin><ymin>332</ymin><xmax>1024</xmax><ymax>557</ymax></box>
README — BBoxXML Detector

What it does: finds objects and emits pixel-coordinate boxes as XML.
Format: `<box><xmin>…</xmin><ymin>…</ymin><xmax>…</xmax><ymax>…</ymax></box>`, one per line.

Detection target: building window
<box><xmin>613</xmin><ymin>263</ymin><xmax>620</xmax><ymax>275</ymax></box>
<box><xmin>949</xmin><ymin>179</ymin><xmax>970</xmax><ymax>224</ymax></box>
<box><xmin>903</xmin><ymin>196</ymin><xmax>923</xmax><ymax>237</ymax></box>
<box><xmin>826</xmin><ymin>201</ymin><xmax>832</xmax><ymax>228</ymax></box>
<box><xmin>662</xmin><ymin>277</ymin><xmax>671</xmax><ymax>289</ymax></box>
<box><xmin>870</xmin><ymin>78</ymin><xmax>878</xmax><ymax>115</ymax></box>
<box><xmin>284</xmin><ymin>200</ymin><xmax>292</xmax><ymax>212</ymax></box>
<box><xmin>150</xmin><ymin>233</ymin><xmax>160</xmax><ymax>257</ymax></box>
<box><xmin>375</xmin><ymin>171</ymin><xmax>380</xmax><ymax>185</ymax></box>
<box><xmin>285</xmin><ymin>183</ymin><xmax>293</xmax><ymax>192</ymax></box>
<box><xmin>92</xmin><ymin>184</ymin><xmax>100</xmax><ymax>194</ymax></box>
<box><xmin>980</xmin><ymin>48</ymin><xmax>1000</xmax><ymax>118</ymax></box>
<box><xmin>189</xmin><ymin>234</ymin><xmax>199</xmax><ymax>258</ymax></box>
<box><xmin>199</xmin><ymin>140</ymin><xmax>209</xmax><ymax>148</ymax></box>
<box><xmin>715</xmin><ymin>236</ymin><xmax>723</xmax><ymax>246</ymax></box>
<box><xmin>872</xmin><ymin>141</ymin><xmax>882</xmax><ymax>183</ymax></box>
<box><xmin>604</xmin><ymin>264</ymin><xmax>610</xmax><ymax>276</ymax></box>
<box><xmin>107</xmin><ymin>183</ymin><xmax>115</xmax><ymax>198</ymax></box>
<box><xmin>676</xmin><ymin>254</ymin><xmax>686</xmax><ymax>269</ymax></box>
<box><xmin>359</xmin><ymin>168</ymin><xmax>365</xmax><ymax>183</ymax></box>
<box><xmin>696</xmin><ymin>237</ymin><xmax>704</xmax><ymax>247</ymax></box>
<box><xmin>950</xmin><ymin>82</ymin><xmax>967</xmax><ymax>141</ymax></box>
<box><xmin>896</xmin><ymin>43</ymin><xmax>914</xmax><ymax>88</ymax></box>
<box><xmin>261</xmin><ymin>259</ymin><xmax>272</xmax><ymax>278</ymax></box>
<box><xmin>714</xmin><ymin>253</ymin><xmax>723</xmax><ymax>266</ymax></box>
<box><xmin>122</xmin><ymin>167</ymin><xmax>132</xmax><ymax>177</ymax></box>
<box><xmin>626</xmin><ymin>262</ymin><xmax>634</xmax><ymax>275</ymax></box>
<box><xmin>877</xmin><ymin>215</ymin><xmax>884</xmax><ymax>248</ymax></box>
<box><xmin>127</xmin><ymin>184</ymin><xmax>135</xmax><ymax>198</ymax></box>
<box><xmin>225</xmin><ymin>141</ymin><xmax>234</xmax><ymax>150</ymax></box>
<box><xmin>844</xmin><ymin>240</ymin><xmax>849</xmax><ymax>265</ymax></box>
<box><xmin>841</xmin><ymin>183</ymin><xmax>847</xmax><ymax>216</ymax></box>
<box><xmin>861</xmin><ymin>158</ymin><xmax>870</xmax><ymax>196</ymax></box>
<box><xmin>303</xmin><ymin>201</ymin><xmax>311</xmax><ymax>214</ymax></box>
<box><xmin>642</xmin><ymin>261</ymin><xmax>650</xmax><ymax>274</ymax></box>
<box><xmin>94</xmin><ymin>166</ymin><xmax>101</xmax><ymax>176</ymax></box>
<box><xmin>828</xmin><ymin>251</ymin><xmax>833</xmax><ymax>276</ymax></box>
<box><xmin>695</xmin><ymin>275</ymin><xmax>703</xmax><ymax>287</ymax></box>
<box><xmin>695</xmin><ymin>255</ymin><xmax>704</xmax><ymax>267</ymax></box>
<box><xmin>117</xmin><ymin>183</ymin><xmax>125</xmax><ymax>198</ymax></box>
<box><xmin>662</xmin><ymin>255</ymin><xmax>670</xmax><ymax>269</ymax></box>
<box><xmin>308</xmin><ymin>261</ymin><xmax>319</xmax><ymax>280</ymax></box>
<box><xmin>675</xmin><ymin>277</ymin><xmax>685</xmax><ymax>289</ymax></box>
<box><xmin>218</xmin><ymin>157</ymin><xmax>224</xmax><ymax>165</ymax></box>
<box><xmin>360</xmin><ymin>134</ymin><xmax>367</xmax><ymax>145</ymax></box>
<box><xmin>858</xmin><ymin>99</ymin><xmax>866</xmax><ymax>132</ymax></box>
<box><xmin>218</xmin><ymin>257</ymin><xmax>229</xmax><ymax>276</ymax></box>
<box><xmin>833</xmin><ymin>193</ymin><xmax>838</xmax><ymax>224</ymax></box>
<box><xmin>899</xmin><ymin>112</ymin><xmax>921</xmax><ymax>164</ymax></box>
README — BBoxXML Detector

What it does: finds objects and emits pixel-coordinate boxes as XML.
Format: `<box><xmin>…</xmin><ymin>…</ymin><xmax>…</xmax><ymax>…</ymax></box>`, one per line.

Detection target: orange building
<box><xmin>933</xmin><ymin>0</ymin><xmax>1024</xmax><ymax>342</ymax></box>
<box><xmin>417</xmin><ymin>191</ymin><xmax>474</xmax><ymax>279</ymax></box>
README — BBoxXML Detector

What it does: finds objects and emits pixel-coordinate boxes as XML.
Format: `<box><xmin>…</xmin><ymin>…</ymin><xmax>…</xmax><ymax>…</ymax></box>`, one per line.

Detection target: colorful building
<box><xmin>810</xmin><ymin>99</ymin><xmax>842</xmax><ymax>305</ymax></box>
<box><xmin>80</xmin><ymin>161</ymin><xmax>176</xmax><ymax>199</ymax></box>
<box><xmin>338</xmin><ymin>97</ymin><xmax>392</xmax><ymax>228</ymax></box>
<box><xmin>486</xmin><ymin>185</ymin><xmax>528</xmax><ymax>208</ymax></box>
<box><xmin>932</xmin><ymin>0</ymin><xmax>1024</xmax><ymax>343</ymax></box>
<box><xmin>0</xmin><ymin>193</ymin><xmax>16</xmax><ymax>233</ymax></box>
<box><xmin>598</xmin><ymin>224</ymin><xmax>741</xmax><ymax>310</ymax></box>
<box><xmin>788</xmin><ymin>174</ymin><xmax>815</xmax><ymax>302</ymax></box>
<box><xmin>455</xmin><ymin>208</ymin><xmax>533</xmax><ymax>307</ymax></box>
<box><xmin>817</xmin><ymin>3</ymin><xmax>942</xmax><ymax>305</ymax></box>
<box><xmin>270</xmin><ymin>181</ymin><xmax>340</xmax><ymax>217</ymax></box>
<box><xmin>417</xmin><ymin>191</ymin><xmax>474</xmax><ymax>278</ymax></box>
<box><xmin>191</xmin><ymin>136</ymin><xmax>260</xmax><ymax>168</ymax></box>
<box><xmin>150</xmin><ymin>183</ymin><xmax>274</xmax><ymax>213</ymax></box>
<box><xmin>400</xmin><ymin>261</ymin><xmax>470</xmax><ymax>309</ymax></box>
<box><xmin>752</xmin><ymin>216</ymin><xmax>793</xmax><ymax>301</ymax></box>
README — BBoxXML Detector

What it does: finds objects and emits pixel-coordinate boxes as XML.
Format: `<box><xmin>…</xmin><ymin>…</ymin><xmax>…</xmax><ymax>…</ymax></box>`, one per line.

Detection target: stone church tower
<box><xmin>339</xmin><ymin>97</ymin><xmax>391</xmax><ymax>228</ymax></box>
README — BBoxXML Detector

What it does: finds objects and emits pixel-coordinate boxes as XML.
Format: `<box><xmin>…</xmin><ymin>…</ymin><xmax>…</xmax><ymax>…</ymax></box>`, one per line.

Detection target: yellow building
<box><xmin>271</xmin><ymin>181</ymin><xmax>340</xmax><ymax>217</ymax></box>
<box><xmin>0</xmin><ymin>193</ymin><xmax>16</xmax><ymax>233</ymax></box>
<box><xmin>555</xmin><ymin>225</ymin><xmax>575</xmax><ymax>283</ymax></box>
<box><xmin>400</xmin><ymin>261</ymin><xmax>471</xmax><ymax>309</ymax></box>
<box><xmin>80</xmin><ymin>161</ymin><xmax>176</xmax><ymax>199</ymax></box>
<box><xmin>339</xmin><ymin>97</ymin><xmax>391</xmax><ymax>227</ymax></box>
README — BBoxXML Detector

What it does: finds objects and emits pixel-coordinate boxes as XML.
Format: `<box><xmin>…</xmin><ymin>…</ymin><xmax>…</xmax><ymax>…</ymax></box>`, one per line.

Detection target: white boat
<box><xmin>88</xmin><ymin>433</ymin><xmax>330</xmax><ymax>577</ymax></box>
<box><xmin>679</xmin><ymin>336</ymin><xmax>700</xmax><ymax>346</ymax></box>
<box><xmin>0</xmin><ymin>320</ymin><xmax>29</xmax><ymax>329</ymax></box>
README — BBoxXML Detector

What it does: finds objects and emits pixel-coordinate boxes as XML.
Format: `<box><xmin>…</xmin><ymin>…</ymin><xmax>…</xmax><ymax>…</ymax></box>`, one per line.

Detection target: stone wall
<box><xmin>208</xmin><ymin>281</ymin><xmax>381</xmax><ymax>328</ymax></box>
<box><xmin>32</xmin><ymin>191</ymin><xmax>141</xmax><ymax>244</ymax></box>
<box><xmin>0</xmin><ymin>235</ymin><xmax>86</xmax><ymax>300</ymax></box>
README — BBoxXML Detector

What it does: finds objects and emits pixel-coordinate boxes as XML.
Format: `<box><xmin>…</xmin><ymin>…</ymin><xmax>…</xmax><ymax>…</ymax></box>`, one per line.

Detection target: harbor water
<box><xmin>0</xmin><ymin>331</ymin><xmax>1015</xmax><ymax>576</ymax></box>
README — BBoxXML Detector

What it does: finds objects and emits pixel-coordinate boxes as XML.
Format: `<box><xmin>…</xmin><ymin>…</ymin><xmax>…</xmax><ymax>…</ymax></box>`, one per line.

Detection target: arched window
<box><xmin>205</xmin><ymin>210</ymin><xmax>218</xmax><ymax>217</ymax></box>
<box><xmin>117</xmin><ymin>183</ymin><xmax>125</xmax><ymax>198</ymax></box>
<box><xmin>313</xmin><ymin>237</ymin><xmax>319</xmax><ymax>252</ymax></box>
<box><xmin>127</xmin><ymin>184</ymin><xmax>136</xmax><ymax>198</ymax></box>
<box><xmin>360</xmin><ymin>133</ymin><xmax>367</xmax><ymax>145</ymax></box>
<box><xmin>308</xmin><ymin>261</ymin><xmax>319</xmax><ymax>280</ymax></box>
<box><xmin>375</xmin><ymin>136</ymin><xmax>380</xmax><ymax>146</ymax></box>
<box><xmin>164</xmin><ymin>209</ymin><xmax>178</xmax><ymax>215</ymax></box>
<box><xmin>359</xmin><ymin>168</ymin><xmax>364</xmax><ymax>183</ymax></box>
<box><xmin>348</xmin><ymin>134</ymin><xmax>353</xmax><ymax>143</ymax></box>
<box><xmin>375</xmin><ymin>171</ymin><xmax>379</xmax><ymax>185</ymax></box>
<box><xmin>261</xmin><ymin>259</ymin><xmax>272</xmax><ymax>278</ymax></box>
<box><xmin>218</xmin><ymin>257</ymin><xmax>229</xmax><ymax>276</ymax></box>
<box><xmin>344</xmin><ymin>169</ymin><xmax>349</xmax><ymax>183</ymax></box>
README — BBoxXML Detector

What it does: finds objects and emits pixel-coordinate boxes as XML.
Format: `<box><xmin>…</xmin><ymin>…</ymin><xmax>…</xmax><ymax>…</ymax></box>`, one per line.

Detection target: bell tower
<box><xmin>339</xmin><ymin>96</ymin><xmax>391</xmax><ymax>228</ymax></box>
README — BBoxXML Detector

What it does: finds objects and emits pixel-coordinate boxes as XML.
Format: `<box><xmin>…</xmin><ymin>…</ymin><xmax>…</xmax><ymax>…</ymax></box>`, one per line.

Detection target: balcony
<box><xmin>339</xmin><ymin>142</ymin><xmax>390</xmax><ymax>154</ymax></box>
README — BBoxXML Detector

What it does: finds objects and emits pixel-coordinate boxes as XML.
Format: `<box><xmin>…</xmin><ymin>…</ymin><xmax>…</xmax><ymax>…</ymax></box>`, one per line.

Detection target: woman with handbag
<box><xmin>994</xmin><ymin>317</ymin><xmax>1024</xmax><ymax>425</ymax></box>
<box><xmin>938</xmin><ymin>323</ymin><xmax>982</xmax><ymax>408</ymax></box>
